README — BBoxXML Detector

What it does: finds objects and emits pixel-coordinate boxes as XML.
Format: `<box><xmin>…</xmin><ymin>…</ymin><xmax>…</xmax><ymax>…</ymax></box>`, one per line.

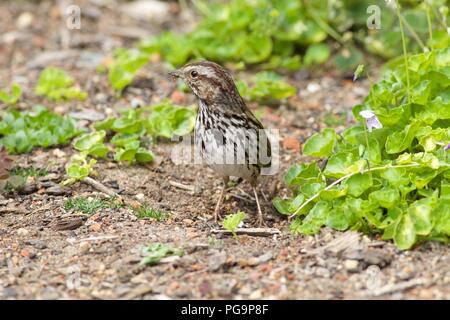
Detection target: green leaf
<box><xmin>346</xmin><ymin>173</ymin><xmax>373</xmax><ymax>197</ymax></box>
<box><xmin>408</xmin><ymin>198</ymin><xmax>434</xmax><ymax>236</ymax></box>
<box><xmin>353</xmin><ymin>64</ymin><xmax>365</xmax><ymax>81</ymax></box>
<box><xmin>304</xmin><ymin>43</ymin><xmax>330</xmax><ymax>66</ymax></box>
<box><xmin>35</xmin><ymin>67</ymin><xmax>86</xmax><ymax>101</ymax></box>
<box><xmin>320</xmin><ymin>184</ymin><xmax>347</xmax><ymax>201</ymax></box>
<box><xmin>272</xmin><ymin>194</ymin><xmax>304</xmax><ymax>215</ymax></box>
<box><xmin>369</xmin><ymin>187</ymin><xmax>400</xmax><ymax>209</ymax></box>
<box><xmin>223</xmin><ymin>211</ymin><xmax>246</xmax><ymax>239</ymax></box>
<box><xmin>326</xmin><ymin>206</ymin><xmax>349</xmax><ymax>231</ymax></box>
<box><xmin>433</xmin><ymin>199</ymin><xmax>450</xmax><ymax>236</ymax></box>
<box><xmin>380</xmin><ymin>167</ymin><xmax>409</xmax><ymax>187</ymax></box>
<box><xmin>291</xmin><ymin>201</ymin><xmax>330</xmax><ymax>235</ymax></box>
<box><xmin>135</xmin><ymin>148</ymin><xmax>154</xmax><ymax>163</ymax></box>
<box><xmin>140</xmin><ymin>243</ymin><xmax>183</xmax><ymax>266</ymax></box>
<box><xmin>73</xmin><ymin>131</ymin><xmax>106</xmax><ymax>151</ymax></box>
<box><xmin>284</xmin><ymin>162</ymin><xmax>321</xmax><ymax>187</ymax></box>
<box><xmin>324</xmin><ymin>152</ymin><xmax>365</xmax><ymax>179</ymax></box>
<box><xmin>385</xmin><ymin>122</ymin><xmax>420</xmax><ymax>154</ymax></box>
<box><xmin>303</xmin><ymin>128</ymin><xmax>336</xmax><ymax>157</ymax></box>
<box><xmin>110</xmin><ymin>133</ymin><xmax>141</xmax><ymax>147</ymax></box>
<box><xmin>394</xmin><ymin>214</ymin><xmax>416</xmax><ymax>250</ymax></box>
<box><xmin>108</xmin><ymin>49</ymin><xmax>148</xmax><ymax>92</ymax></box>
<box><xmin>0</xmin><ymin>84</ymin><xmax>22</xmax><ymax>105</ymax></box>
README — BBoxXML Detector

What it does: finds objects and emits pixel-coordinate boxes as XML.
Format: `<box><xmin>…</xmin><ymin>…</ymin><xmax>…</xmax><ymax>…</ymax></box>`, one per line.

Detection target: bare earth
<box><xmin>0</xmin><ymin>0</ymin><xmax>449</xmax><ymax>300</ymax></box>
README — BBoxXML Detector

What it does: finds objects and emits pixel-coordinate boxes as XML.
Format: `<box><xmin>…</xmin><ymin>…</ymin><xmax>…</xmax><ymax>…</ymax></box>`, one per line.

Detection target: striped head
<box><xmin>169</xmin><ymin>61</ymin><xmax>243</xmax><ymax>107</ymax></box>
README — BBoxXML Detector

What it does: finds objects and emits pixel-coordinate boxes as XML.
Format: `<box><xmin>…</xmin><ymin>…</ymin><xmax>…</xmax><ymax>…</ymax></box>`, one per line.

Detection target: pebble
<box><xmin>135</xmin><ymin>193</ymin><xmax>145</xmax><ymax>201</ymax></box>
<box><xmin>17</xmin><ymin>228</ymin><xmax>29</xmax><ymax>237</ymax></box>
<box><xmin>249</xmin><ymin>289</ymin><xmax>262</xmax><ymax>299</ymax></box>
<box><xmin>46</xmin><ymin>185</ymin><xmax>70</xmax><ymax>196</ymax></box>
<box><xmin>89</xmin><ymin>223</ymin><xmax>102</xmax><ymax>233</ymax></box>
<box><xmin>131</xmin><ymin>98</ymin><xmax>145</xmax><ymax>109</ymax></box>
<box><xmin>16</xmin><ymin>12</ymin><xmax>34</xmax><ymax>29</ymax></box>
<box><xmin>344</xmin><ymin>259</ymin><xmax>359</xmax><ymax>272</ymax></box>
<box><xmin>25</xmin><ymin>240</ymin><xmax>47</xmax><ymax>250</ymax></box>
<box><xmin>79</xmin><ymin>241</ymin><xmax>91</xmax><ymax>254</ymax></box>
<box><xmin>208</xmin><ymin>251</ymin><xmax>227</xmax><ymax>271</ymax></box>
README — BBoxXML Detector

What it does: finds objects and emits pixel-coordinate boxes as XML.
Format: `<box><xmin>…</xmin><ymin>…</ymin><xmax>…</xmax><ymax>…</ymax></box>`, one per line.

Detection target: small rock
<box><xmin>249</xmin><ymin>289</ymin><xmax>262</xmax><ymax>299</ymax></box>
<box><xmin>16</xmin><ymin>12</ymin><xmax>34</xmax><ymax>29</ymax></box>
<box><xmin>46</xmin><ymin>185</ymin><xmax>70</xmax><ymax>196</ymax></box>
<box><xmin>69</xmin><ymin>109</ymin><xmax>105</xmax><ymax>121</ymax></box>
<box><xmin>208</xmin><ymin>251</ymin><xmax>227</xmax><ymax>271</ymax></box>
<box><xmin>2</xmin><ymin>287</ymin><xmax>17</xmax><ymax>298</ymax></box>
<box><xmin>306</xmin><ymin>83</ymin><xmax>320</xmax><ymax>93</ymax></box>
<box><xmin>182</xmin><ymin>218</ymin><xmax>194</xmax><ymax>226</ymax></box>
<box><xmin>344</xmin><ymin>259</ymin><xmax>359</xmax><ymax>272</ymax></box>
<box><xmin>25</xmin><ymin>240</ymin><xmax>47</xmax><ymax>250</ymax></box>
<box><xmin>135</xmin><ymin>193</ymin><xmax>145</xmax><ymax>201</ymax></box>
<box><xmin>79</xmin><ymin>241</ymin><xmax>90</xmax><ymax>254</ymax></box>
<box><xmin>17</xmin><ymin>228</ymin><xmax>29</xmax><ymax>237</ymax></box>
<box><xmin>94</xmin><ymin>93</ymin><xmax>108</xmax><ymax>104</ymax></box>
<box><xmin>131</xmin><ymin>98</ymin><xmax>145</xmax><ymax>109</ymax></box>
<box><xmin>282</xmin><ymin>136</ymin><xmax>300</xmax><ymax>152</ymax></box>
<box><xmin>120</xmin><ymin>0</ymin><xmax>171</xmax><ymax>22</ymax></box>
<box><xmin>89</xmin><ymin>223</ymin><xmax>102</xmax><ymax>233</ymax></box>
<box><xmin>344</xmin><ymin>249</ymin><xmax>392</xmax><ymax>268</ymax></box>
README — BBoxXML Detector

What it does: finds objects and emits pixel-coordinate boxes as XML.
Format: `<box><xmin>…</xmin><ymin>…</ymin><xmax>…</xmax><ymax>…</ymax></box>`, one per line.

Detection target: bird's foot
<box><xmin>255</xmin><ymin>214</ymin><xmax>267</xmax><ymax>227</ymax></box>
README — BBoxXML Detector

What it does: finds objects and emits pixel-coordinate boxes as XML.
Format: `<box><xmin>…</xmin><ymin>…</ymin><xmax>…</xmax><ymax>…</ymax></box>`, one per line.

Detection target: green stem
<box><xmin>396</xmin><ymin>1</ymin><xmax>411</xmax><ymax>103</ymax></box>
<box><xmin>426</xmin><ymin>4</ymin><xmax>434</xmax><ymax>50</ymax></box>
<box><xmin>399</xmin><ymin>14</ymin><xmax>426</xmax><ymax>50</ymax></box>
<box><xmin>306</xmin><ymin>5</ymin><xmax>345</xmax><ymax>46</ymax></box>
<box><xmin>289</xmin><ymin>163</ymin><xmax>422</xmax><ymax>218</ymax></box>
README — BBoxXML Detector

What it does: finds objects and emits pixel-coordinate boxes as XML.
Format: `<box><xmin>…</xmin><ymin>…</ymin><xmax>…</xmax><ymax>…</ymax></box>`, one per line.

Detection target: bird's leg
<box><xmin>213</xmin><ymin>177</ymin><xmax>229</xmax><ymax>223</ymax></box>
<box><xmin>252</xmin><ymin>186</ymin><xmax>266</xmax><ymax>227</ymax></box>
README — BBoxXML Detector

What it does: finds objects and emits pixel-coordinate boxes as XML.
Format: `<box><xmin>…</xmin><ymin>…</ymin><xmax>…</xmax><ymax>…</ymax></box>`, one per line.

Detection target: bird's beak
<box><xmin>169</xmin><ymin>69</ymin><xmax>183</xmax><ymax>79</ymax></box>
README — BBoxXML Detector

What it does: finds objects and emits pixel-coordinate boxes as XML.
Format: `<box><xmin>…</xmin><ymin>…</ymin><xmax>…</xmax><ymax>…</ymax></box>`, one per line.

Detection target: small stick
<box><xmin>169</xmin><ymin>180</ymin><xmax>195</xmax><ymax>192</ymax></box>
<box><xmin>229</xmin><ymin>193</ymin><xmax>254</xmax><ymax>204</ymax></box>
<box><xmin>83</xmin><ymin>177</ymin><xmax>119</xmax><ymax>198</ymax></box>
<box><xmin>210</xmin><ymin>227</ymin><xmax>281</xmax><ymax>237</ymax></box>
<box><xmin>368</xmin><ymin>278</ymin><xmax>428</xmax><ymax>297</ymax></box>
<box><xmin>76</xmin><ymin>235</ymin><xmax>120</xmax><ymax>243</ymax></box>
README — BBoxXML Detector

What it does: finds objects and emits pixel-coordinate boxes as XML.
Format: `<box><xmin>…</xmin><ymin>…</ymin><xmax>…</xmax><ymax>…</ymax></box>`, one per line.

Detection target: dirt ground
<box><xmin>1</xmin><ymin>0</ymin><xmax>449</xmax><ymax>300</ymax></box>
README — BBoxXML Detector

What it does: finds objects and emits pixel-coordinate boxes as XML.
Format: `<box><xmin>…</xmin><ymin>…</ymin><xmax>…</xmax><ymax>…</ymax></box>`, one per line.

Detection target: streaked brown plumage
<box><xmin>170</xmin><ymin>61</ymin><xmax>271</xmax><ymax>225</ymax></box>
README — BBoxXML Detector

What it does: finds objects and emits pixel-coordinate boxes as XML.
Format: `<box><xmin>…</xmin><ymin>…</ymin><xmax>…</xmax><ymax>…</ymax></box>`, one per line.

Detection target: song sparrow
<box><xmin>169</xmin><ymin>61</ymin><xmax>271</xmax><ymax>225</ymax></box>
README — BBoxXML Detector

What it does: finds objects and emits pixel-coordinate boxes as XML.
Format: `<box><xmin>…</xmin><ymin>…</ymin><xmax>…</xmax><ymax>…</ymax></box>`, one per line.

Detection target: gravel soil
<box><xmin>0</xmin><ymin>0</ymin><xmax>449</xmax><ymax>300</ymax></box>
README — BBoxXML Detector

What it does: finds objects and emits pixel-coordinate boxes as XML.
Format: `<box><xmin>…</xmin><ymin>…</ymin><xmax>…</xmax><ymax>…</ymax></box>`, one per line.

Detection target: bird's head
<box><xmin>169</xmin><ymin>60</ymin><xmax>242</xmax><ymax>106</ymax></box>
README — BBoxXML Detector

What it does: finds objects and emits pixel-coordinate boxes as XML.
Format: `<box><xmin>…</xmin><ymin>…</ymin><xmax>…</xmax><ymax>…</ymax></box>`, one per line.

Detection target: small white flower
<box><xmin>359</xmin><ymin>110</ymin><xmax>383</xmax><ymax>132</ymax></box>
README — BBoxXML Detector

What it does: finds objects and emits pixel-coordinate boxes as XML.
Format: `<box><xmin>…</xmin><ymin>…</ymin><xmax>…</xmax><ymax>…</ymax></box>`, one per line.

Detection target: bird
<box><xmin>169</xmin><ymin>60</ymin><xmax>271</xmax><ymax>226</ymax></box>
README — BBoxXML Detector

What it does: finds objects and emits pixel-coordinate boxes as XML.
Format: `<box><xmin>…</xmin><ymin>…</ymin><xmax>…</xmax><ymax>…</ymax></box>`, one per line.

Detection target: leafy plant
<box><xmin>93</xmin><ymin>100</ymin><xmax>195</xmax><ymax>163</ymax></box>
<box><xmin>140</xmin><ymin>243</ymin><xmax>184</xmax><ymax>266</ymax></box>
<box><xmin>64</xmin><ymin>196</ymin><xmax>122</xmax><ymax>214</ymax></box>
<box><xmin>145</xmin><ymin>101</ymin><xmax>196</xmax><ymax>139</ymax></box>
<box><xmin>223</xmin><ymin>211</ymin><xmax>246</xmax><ymax>239</ymax></box>
<box><xmin>134</xmin><ymin>203</ymin><xmax>167</xmax><ymax>221</ymax></box>
<box><xmin>35</xmin><ymin>67</ymin><xmax>87</xmax><ymax>101</ymax></box>
<box><xmin>0</xmin><ymin>106</ymin><xmax>82</xmax><ymax>154</ymax></box>
<box><xmin>73</xmin><ymin>131</ymin><xmax>109</xmax><ymax>158</ymax></box>
<box><xmin>139</xmin><ymin>0</ymin><xmax>448</xmax><ymax>70</ymax></box>
<box><xmin>237</xmin><ymin>71</ymin><xmax>296</xmax><ymax>102</ymax></box>
<box><xmin>62</xmin><ymin>152</ymin><xmax>97</xmax><ymax>185</ymax></box>
<box><xmin>108</xmin><ymin>48</ymin><xmax>148</xmax><ymax>92</ymax></box>
<box><xmin>274</xmin><ymin>47</ymin><xmax>450</xmax><ymax>250</ymax></box>
<box><xmin>0</xmin><ymin>84</ymin><xmax>22</xmax><ymax>105</ymax></box>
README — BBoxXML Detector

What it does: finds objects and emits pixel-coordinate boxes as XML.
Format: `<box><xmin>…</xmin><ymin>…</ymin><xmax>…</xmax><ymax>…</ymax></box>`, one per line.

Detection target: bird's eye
<box><xmin>190</xmin><ymin>70</ymin><xmax>198</xmax><ymax>78</ymax></box>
